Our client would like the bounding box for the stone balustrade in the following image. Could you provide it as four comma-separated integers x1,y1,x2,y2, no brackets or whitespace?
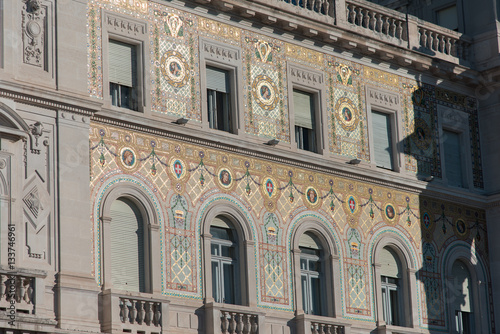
346,0,407,43
220,310,259,334
280,0,333,18
311,321,345,334
416,23,471,62
119,298,162,327
0,273,35,314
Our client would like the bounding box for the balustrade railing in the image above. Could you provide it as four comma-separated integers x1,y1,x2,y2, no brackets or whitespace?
417,24,471,61
281,0,333,18
119,298,161,327
311,321,345,334
220,310,259,334
346,0,407,42
0,274,35,313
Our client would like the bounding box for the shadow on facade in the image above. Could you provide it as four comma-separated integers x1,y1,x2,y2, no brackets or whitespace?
401,83,489,333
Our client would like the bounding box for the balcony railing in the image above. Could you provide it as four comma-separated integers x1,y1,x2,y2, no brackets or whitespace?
295,314,351,334
225,0,472,66
205,302,264,334
101,290,167,334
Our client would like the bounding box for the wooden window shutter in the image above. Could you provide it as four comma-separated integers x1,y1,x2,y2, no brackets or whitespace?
109,40,137,87
294,90,314,129
110,198,146,292
372,111,394,170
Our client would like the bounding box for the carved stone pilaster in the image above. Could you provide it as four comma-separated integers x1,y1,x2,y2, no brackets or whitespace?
22,0,47,68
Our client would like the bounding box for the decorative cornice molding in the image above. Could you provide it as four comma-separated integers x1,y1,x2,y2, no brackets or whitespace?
366,86,400,109
200,37,240,64
104,10,147,37
0,89,97,116
289,65,323,86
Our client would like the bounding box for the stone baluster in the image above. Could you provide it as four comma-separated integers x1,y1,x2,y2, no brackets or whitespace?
221,311,229,334
369,11,376,30
355,6,362,26
383,16,390,35
389,18,396,37
242,314,251,334
362,9,370,28
229,312,237,333
420,28,427,49
439,35,445,53
324,0,330,17
348,5,356,24
23,277,32,303
147,302,154,325
137,300,145,324
396,21,403,40
251,315,258,334
123,299,130,323
432,32,439,51
130,299,137,324
376,14,383,33
236,313,244,333
16,276,24,303
154,302,161,326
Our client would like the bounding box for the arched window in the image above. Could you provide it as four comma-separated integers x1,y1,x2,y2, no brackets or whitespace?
109,197,148,292
210,216,238,304
299,231,324,316
379,247,402,326
450,260,473,334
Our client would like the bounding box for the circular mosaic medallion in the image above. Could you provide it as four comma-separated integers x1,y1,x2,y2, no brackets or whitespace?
169,157,187,180
160,50,189,88
410,117,431,150
217,168,233,189
344,194,360,216
120,147,137,169
453,219,469,240
335,97,359,132
383,203,397,224
252,75,278,111
304,187,320,207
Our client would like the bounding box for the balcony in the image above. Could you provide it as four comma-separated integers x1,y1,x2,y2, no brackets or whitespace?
295,314,352,334
205,302,265,334
208,0,473,71
100,290,168,334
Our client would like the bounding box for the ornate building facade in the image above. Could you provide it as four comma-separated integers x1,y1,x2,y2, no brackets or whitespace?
1,0,500,333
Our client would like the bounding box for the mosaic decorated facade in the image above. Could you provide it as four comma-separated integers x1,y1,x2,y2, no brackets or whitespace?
1,0,500,334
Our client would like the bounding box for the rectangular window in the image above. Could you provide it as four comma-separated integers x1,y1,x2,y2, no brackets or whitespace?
437,5,458,31
109,40,138,111
372,111,394,170
206,66,233,133
294,89,316,152
443,130,463,187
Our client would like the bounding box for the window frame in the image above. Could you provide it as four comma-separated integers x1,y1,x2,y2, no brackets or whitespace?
366,86,403,173
373,238,418,329
102,11,148,114
299,245,324,316
437,105,473,189
99,184,162,295
210,224,238,304
287,63,326,155
200,38,242,136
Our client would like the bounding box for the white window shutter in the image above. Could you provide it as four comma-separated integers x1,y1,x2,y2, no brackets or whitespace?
110,198,145,292
380,247,401,278
294,90,314,129
206,67,229,93
372,111,394,170
109,40,136,87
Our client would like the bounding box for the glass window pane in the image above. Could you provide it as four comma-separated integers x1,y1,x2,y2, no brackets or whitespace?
221,245,232,258
300,258,308,270
301,275,309,313
210,226,232,240
212,261,220,303
311,276,321,315
382,286,388,323
309,259,320,272
223,263,235,304
389,289,399,326
211,244,219,256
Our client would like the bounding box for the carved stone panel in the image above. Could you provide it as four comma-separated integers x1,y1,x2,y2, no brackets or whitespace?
200,37,240,65
22,0,47,68
289,65,323,87
366,86,400,110
104,11,147,37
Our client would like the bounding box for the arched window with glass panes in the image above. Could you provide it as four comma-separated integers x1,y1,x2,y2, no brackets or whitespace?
109,197,149,293
450,260,474,334
299,231,325,316
210,216,238,304
379,247,402,326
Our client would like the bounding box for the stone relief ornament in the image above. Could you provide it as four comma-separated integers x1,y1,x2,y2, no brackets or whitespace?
22,0,46,67
252,75,279,111
161,50,190,88
410,117,431,150
166,13,183,38
335,97,359,132
255,40,272,63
